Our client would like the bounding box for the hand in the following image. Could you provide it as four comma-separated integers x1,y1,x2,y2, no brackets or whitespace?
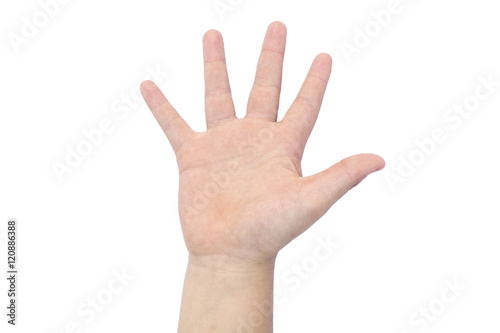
140,22,384,267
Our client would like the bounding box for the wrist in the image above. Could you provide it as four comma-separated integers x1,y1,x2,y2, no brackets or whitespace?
187,253,276,274
178,253,276,332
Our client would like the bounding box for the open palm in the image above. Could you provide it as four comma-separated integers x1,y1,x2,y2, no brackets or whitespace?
140,22,384,264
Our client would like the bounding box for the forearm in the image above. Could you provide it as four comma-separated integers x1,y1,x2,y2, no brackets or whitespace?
178,254,275,333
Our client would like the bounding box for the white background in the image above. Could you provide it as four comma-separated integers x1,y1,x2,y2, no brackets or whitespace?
1,0,499,332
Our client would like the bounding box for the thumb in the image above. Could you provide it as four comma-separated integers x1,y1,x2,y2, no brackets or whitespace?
297,153,385,223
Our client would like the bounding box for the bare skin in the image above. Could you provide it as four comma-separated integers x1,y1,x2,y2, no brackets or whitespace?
141,21,385,333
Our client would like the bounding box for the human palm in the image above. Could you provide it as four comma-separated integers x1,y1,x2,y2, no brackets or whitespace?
141,22,384,264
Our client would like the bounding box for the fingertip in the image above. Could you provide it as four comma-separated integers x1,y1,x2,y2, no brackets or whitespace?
203,29,223,44
140,80,156,94
203,29,226,61
365,153,386,172
335,154,385,189
315,53,333,66
374,154,386,171
308,53,332,81
268,21,287,34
